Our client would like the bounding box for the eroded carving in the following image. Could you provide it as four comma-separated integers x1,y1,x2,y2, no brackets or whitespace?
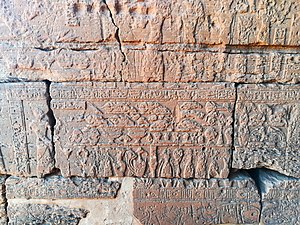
6,176,120,199
258,169,300,225
51,82,235,178
233,84,300,177
0,82,54,177
7,203,88,225
133,172,260,225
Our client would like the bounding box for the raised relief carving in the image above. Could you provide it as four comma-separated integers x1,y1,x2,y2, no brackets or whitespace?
6,176,120,199
0,83,54,177
7,204,88,224
133,172,261,225
51,82,235,178
234,84,300,177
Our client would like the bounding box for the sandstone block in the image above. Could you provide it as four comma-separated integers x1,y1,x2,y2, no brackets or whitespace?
7,203,88,224
258,169,300,225
0,82,54,177
133,172,261,224
51,82,235,179
6,176,120,199
233,84,300,177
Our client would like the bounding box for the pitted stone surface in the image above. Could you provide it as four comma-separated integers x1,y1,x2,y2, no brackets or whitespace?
0,82,54,177
258,169,300,225
51,82,235,179
133,172,261,225
6,176,120,199
233,84,300,177
7,203,88,225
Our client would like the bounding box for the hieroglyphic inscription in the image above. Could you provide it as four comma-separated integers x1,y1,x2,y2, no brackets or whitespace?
133,172,260,225
7,203,88,224
0,82,54,177
51,82,235,178
258,169,300,225
233,84,300,177
6,176,120,199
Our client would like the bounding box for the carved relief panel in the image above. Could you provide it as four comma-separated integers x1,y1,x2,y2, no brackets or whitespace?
51,82,235,178
0,82,54,177
133,172,261,225
233,84,300,177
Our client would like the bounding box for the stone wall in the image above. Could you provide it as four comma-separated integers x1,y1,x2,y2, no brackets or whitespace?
0,0,299,224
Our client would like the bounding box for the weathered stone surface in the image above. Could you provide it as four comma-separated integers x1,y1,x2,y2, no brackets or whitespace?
1,44,299,83
0,82,54,177
2,0,300,46
258,169,300,225
0,44,123,82
0,0,117,45
108,0,300,46
51,82,235,179
133,172,261,225
233,84,300,177
7,178,138,225
6,176,120,199
0,176,7,225
7,203,88,224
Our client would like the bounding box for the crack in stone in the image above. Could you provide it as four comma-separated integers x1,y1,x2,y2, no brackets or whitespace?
44,80,59,176
103,0,127,63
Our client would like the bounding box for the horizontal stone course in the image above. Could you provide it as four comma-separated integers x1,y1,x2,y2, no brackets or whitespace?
1,45,299,83
1,0,299,46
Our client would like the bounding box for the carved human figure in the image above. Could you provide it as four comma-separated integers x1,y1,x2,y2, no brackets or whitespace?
31,108,54,177
158,148,173,178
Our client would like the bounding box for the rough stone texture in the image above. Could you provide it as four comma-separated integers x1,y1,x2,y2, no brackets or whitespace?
0,176,7,225
6,177,138,225
0,82,54,177
1,0,300,46
6,176,120,199
7,203,88,224
0,0,117,45
51,82,235,179
258,169,300,225
133,172,261,225
233,84,300,177
1,45,299,83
